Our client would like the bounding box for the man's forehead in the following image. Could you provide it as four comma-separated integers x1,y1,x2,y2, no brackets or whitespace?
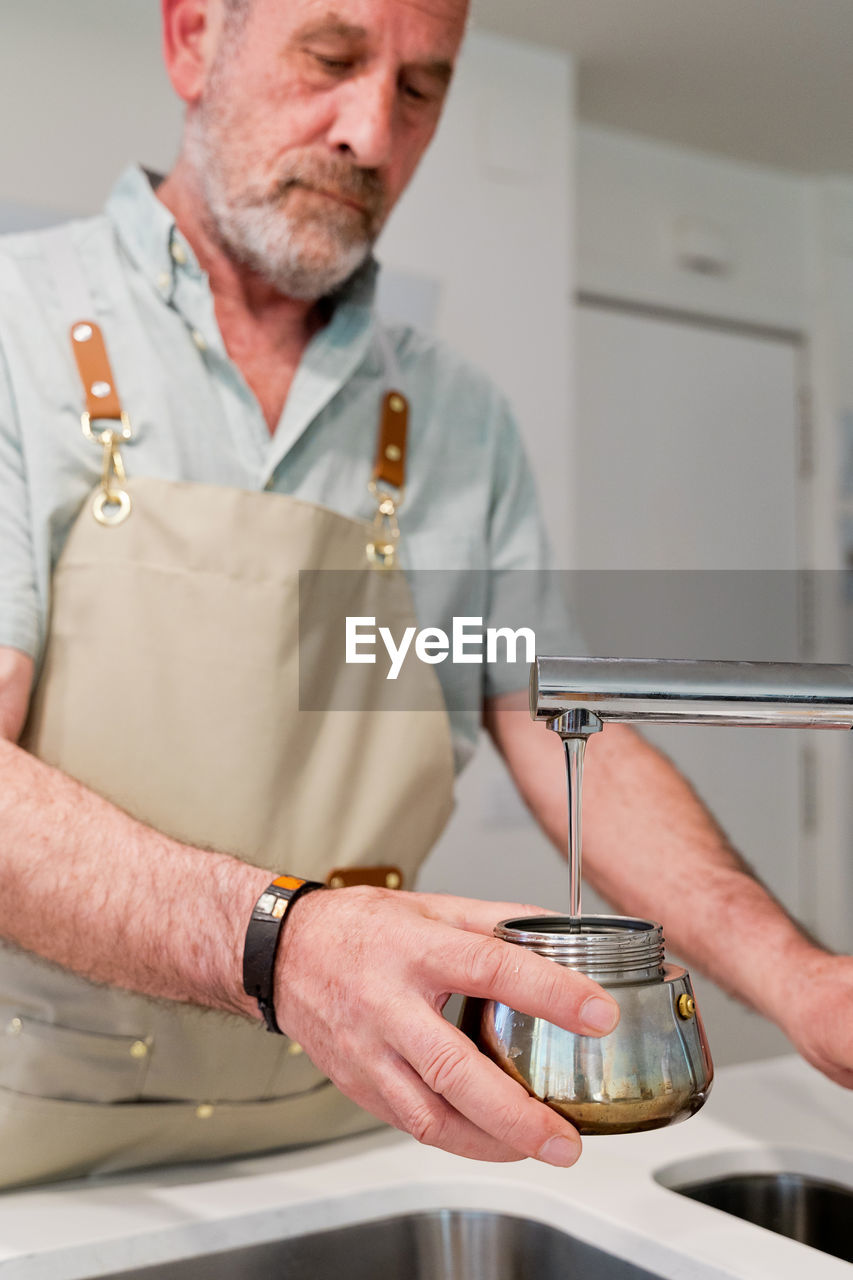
396,0,469,29
259,0,468,45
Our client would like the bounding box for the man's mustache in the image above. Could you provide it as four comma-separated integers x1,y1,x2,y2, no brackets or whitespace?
272,155,386,222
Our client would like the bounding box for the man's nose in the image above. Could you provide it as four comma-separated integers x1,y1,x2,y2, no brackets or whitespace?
328,71,395,170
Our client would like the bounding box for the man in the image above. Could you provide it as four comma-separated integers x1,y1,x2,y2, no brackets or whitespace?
0,0,850,1190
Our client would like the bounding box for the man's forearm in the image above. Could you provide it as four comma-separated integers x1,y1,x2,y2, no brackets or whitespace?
0,745,628,1167
487,697,823,1030
0,659,630,1166
579,725,821,1026
0,736,269,1020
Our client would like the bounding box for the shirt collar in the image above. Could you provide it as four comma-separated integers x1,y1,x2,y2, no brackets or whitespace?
105,165,188,300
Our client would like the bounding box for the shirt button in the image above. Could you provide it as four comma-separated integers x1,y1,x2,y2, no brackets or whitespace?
191,328,208,352
195,1103,214,1120
171,241,188,266
157,271,171,295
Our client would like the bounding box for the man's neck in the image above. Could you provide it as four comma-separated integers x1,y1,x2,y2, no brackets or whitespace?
156,159,326,432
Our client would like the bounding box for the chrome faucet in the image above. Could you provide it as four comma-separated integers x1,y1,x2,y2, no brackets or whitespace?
531,656,853,733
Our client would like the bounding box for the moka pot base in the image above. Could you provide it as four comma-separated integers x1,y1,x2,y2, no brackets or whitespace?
459,915,714,1137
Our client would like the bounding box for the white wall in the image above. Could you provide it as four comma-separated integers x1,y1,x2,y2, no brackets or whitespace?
577,125,812,333
0,1,181,217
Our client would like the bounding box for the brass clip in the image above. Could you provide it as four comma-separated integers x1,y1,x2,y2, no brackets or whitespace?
92,428,132,527
82,411,132,527
81,409,132,446
366,480,403,569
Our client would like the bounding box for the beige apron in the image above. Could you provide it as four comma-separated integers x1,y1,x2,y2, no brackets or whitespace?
0,312,455,1188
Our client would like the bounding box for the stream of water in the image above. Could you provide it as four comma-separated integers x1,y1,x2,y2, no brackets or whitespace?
563,735,586,928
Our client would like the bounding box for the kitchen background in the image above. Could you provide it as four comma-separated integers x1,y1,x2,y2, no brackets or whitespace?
3,0,852,1069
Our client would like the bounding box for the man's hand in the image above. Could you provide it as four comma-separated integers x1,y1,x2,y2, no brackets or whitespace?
275,886,620,1165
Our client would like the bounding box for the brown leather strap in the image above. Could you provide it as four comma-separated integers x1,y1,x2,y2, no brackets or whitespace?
69,320,125,421
372,390,408,490
326,865,404,890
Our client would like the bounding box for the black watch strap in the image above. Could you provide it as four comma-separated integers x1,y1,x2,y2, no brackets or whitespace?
242,875,326,1034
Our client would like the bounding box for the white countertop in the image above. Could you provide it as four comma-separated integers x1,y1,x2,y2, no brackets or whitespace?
0,1055,851,1279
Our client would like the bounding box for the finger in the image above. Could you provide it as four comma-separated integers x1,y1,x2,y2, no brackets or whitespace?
396,1011,582,1166
325,1043,529,1162
419,923,620,1036
372,1051,531,1163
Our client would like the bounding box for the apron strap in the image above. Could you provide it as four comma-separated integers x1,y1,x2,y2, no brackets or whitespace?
40,227,129,428
41,227,132,526
371,325,408,491
68,321,127,425
373,390,408,490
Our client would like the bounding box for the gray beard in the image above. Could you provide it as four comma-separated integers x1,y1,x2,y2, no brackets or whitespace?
184,114,374,301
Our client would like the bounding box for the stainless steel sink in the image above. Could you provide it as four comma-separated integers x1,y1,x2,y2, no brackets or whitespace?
96,1209,662,1279
673,1172,853,1264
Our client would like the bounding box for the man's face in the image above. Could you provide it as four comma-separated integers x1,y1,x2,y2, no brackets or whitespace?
186,0,467,298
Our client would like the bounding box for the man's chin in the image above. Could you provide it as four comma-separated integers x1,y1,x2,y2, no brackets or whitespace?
255,247,370,301
212,200,373,299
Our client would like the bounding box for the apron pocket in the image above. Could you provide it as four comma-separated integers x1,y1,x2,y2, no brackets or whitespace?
0,1012,152,1103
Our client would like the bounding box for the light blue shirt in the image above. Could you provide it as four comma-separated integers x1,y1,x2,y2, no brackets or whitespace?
0,166,575,769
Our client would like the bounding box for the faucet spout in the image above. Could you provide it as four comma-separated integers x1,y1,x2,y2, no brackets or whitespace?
531,657,853,730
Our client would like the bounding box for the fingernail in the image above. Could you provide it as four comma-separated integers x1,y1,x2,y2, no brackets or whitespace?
581,996,620,1034
538,1135,581,1168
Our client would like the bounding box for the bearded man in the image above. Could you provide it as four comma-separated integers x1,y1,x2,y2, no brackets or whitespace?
0,0,850,1191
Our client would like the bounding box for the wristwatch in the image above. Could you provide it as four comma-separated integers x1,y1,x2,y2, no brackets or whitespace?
242,875,326,1034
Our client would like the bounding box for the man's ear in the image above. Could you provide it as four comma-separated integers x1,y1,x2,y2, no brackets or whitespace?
161,0,225,104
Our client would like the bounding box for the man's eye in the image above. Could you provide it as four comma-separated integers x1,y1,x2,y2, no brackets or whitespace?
401,80,438,105
312,53,353,73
